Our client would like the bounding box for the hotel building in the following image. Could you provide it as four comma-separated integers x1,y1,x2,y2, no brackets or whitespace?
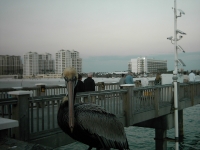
129,57,167,74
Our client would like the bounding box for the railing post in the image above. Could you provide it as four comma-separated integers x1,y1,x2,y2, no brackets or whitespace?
98,82,105,100
8,91,32,141
35,83,46,107
154,88,160,117
121,84,134,127
35,83,46,96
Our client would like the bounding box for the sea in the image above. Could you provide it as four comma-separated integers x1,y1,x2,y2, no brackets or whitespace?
55,105,200,150
0,78,199,150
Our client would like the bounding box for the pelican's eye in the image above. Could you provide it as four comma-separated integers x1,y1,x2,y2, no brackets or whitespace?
64,76,78,86
64,76,77,82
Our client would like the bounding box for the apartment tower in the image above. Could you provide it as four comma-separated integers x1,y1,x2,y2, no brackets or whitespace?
0,55,22,75
38,53,54,74
55,49,82,74
23,52,54,77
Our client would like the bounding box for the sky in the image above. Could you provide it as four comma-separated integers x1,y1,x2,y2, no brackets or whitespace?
0,0,200,72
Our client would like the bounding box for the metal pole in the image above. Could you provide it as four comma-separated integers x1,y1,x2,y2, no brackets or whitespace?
173,0,179,149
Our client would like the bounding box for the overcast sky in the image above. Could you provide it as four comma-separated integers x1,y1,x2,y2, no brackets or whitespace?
0,0,200,72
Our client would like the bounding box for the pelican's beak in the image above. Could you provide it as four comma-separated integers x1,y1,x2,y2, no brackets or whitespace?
66,80,75,133
63,67,77,133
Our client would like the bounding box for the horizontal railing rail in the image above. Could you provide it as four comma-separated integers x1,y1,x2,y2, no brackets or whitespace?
0,82,121,98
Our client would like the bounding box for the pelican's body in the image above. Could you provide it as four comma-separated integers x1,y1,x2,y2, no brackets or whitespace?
57,67,129,150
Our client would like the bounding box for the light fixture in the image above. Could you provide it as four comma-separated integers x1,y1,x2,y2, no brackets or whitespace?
178,59,186,66
176,29,186,35
167,36,173,40
177,9,185,15
177,45,185,53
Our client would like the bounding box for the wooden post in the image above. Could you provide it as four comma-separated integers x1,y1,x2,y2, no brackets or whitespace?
35,83,46,96
98,82,105,100
154,88,160,117
121,84,134,127
8,91,32,141
155,129,167,150
190,83,194,106
35,83,46,108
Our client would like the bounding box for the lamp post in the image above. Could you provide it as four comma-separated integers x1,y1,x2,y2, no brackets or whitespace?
173,1,179,149
167,1,186,149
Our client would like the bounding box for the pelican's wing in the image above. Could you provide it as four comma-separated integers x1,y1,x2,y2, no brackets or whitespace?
74,103,129,149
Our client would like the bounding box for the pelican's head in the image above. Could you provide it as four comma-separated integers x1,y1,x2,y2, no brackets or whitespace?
63,67,78,102
63,67,78,83
63,67,78,133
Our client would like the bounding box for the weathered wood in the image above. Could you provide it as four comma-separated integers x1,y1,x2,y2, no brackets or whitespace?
10,92,30,141
154,88,160,117
122,85,134,127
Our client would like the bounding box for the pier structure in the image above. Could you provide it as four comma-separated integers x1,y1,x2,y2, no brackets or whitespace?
0,82,200,149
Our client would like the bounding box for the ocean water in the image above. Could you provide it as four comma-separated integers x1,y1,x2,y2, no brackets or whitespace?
55,105,200,150
0,78,121,88
0,77,156,88
0,78,199,150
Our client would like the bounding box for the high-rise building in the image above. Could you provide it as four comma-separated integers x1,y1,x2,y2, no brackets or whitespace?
129,57,167,74
128,59,137,73
38,53,54,74
23,52,39,76
71,50,82,73
0,55,22,75
55,50,72,75
23,52,54,77
55,49,82,74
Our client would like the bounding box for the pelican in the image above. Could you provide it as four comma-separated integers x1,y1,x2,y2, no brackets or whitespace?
57,67,129,150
